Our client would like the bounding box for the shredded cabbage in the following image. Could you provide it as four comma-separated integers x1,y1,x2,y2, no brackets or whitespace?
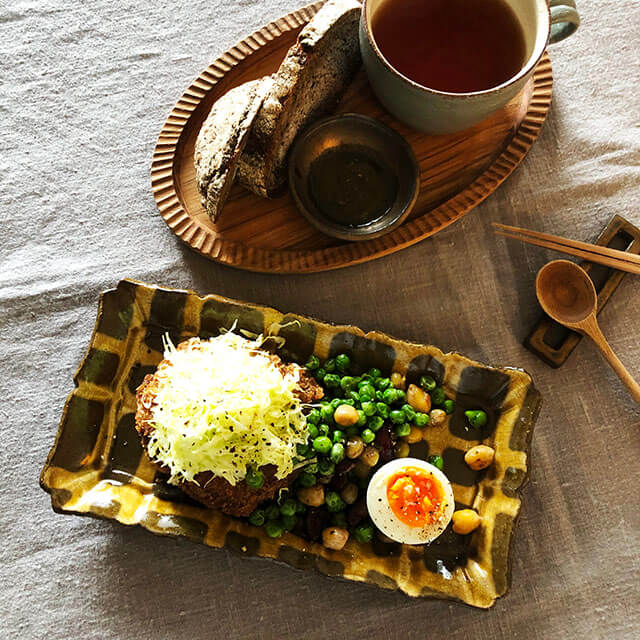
146,332,309,486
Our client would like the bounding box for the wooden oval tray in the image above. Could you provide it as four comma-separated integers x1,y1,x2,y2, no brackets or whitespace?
151,2,553,273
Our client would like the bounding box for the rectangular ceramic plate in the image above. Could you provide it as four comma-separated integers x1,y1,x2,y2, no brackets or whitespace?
40,280,541,608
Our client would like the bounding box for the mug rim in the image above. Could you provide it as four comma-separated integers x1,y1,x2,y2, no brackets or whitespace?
361,0,552,98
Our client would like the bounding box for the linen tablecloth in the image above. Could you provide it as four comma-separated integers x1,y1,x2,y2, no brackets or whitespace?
1,1,639,638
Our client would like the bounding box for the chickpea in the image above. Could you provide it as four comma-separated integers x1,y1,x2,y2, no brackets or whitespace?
407,425,423,444
391,372,406,389
297,484,325,507
346,435,365,459
322,526,349,551
406,384,431,413
429,408,447,427
334,404,359,427
396,441,410,457
340,482,359,505
464,445,495,470
353,460,372,479
359,445,380,467
452,509,481,535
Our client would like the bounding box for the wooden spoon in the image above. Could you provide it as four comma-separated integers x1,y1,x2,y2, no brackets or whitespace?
536,259,640,403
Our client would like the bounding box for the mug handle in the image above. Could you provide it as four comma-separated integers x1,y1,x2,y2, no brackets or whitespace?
548,0,580,43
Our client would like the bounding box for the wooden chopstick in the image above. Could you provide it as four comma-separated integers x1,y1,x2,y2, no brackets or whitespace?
493,227,640,275
493,223,640,266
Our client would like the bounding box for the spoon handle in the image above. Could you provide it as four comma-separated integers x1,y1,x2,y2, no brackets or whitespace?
583,318,640,403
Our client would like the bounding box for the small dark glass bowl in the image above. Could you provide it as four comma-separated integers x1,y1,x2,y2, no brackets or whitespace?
288,114,420,242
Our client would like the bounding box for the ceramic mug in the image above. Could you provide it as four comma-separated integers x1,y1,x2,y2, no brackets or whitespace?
360,0,580,134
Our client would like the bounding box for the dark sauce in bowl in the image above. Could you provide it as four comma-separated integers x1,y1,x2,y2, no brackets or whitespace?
307,144,398,227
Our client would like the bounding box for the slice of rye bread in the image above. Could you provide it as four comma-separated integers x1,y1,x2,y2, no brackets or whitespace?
236,0,362,198
193,76,272,221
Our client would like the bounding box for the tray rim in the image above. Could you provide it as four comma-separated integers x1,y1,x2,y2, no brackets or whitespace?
41,278,543,608
150,2,554,274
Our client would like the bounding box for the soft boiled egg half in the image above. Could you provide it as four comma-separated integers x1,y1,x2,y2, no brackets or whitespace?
366,457,455,544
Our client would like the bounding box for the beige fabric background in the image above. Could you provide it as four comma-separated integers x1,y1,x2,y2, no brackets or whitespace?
1,1,639,638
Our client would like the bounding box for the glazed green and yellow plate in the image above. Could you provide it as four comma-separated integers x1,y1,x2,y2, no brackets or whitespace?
40,280,541,608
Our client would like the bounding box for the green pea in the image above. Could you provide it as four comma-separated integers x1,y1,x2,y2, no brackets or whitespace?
279,498,297,517
315,368,326,381
324,373,340,389
282,514,297,531
394,389,406,404
395,423,411,437
361,401,376,416
307,409,321,425
332,430,345,443
430,386,445,406
375,377,392,391
330,398,342,410
382,388,396,404
305,355,320,371
414,412,430,427
428,454,444,470
390,409,405,425
295,501,306,514
318,423,330,437
402,403,416,422
248,509,265,527
324,358,336,372
368,367,382,379
345,425,359,437
325,491,346,512
419,375,437,391
353,523,374,543
375,402,389,418
361,428,375,444
359,383,376,398
320,404,334,422
265,504,281,521
358,375,373,385
307,424,319,439
340,375,357,392
305,462,319,474
313,435,333,455
356,410,367,427
375,390,384,401
367,415,384,432
318,459,335,476
265,521,284,538
330,442,345,464
246,467,265,489
296,443,309,457
298,472,316,487
443,399,455,415
331,512,348,528
336,354,351,372
465,410,488,428
347,390,360,403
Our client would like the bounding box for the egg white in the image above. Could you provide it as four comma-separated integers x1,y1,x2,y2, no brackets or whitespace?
366,457,455,545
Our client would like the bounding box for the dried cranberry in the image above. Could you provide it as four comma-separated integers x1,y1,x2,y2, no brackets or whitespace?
347,498,368,527
306,508,329,542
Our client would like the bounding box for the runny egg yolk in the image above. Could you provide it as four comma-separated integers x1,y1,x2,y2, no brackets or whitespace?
386,467,445,527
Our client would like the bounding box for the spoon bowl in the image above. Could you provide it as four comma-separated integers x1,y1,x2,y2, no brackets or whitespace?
535,259,640,403
536,259,597,326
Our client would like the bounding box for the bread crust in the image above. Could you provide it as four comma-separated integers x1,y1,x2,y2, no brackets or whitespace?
193,77,272,220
